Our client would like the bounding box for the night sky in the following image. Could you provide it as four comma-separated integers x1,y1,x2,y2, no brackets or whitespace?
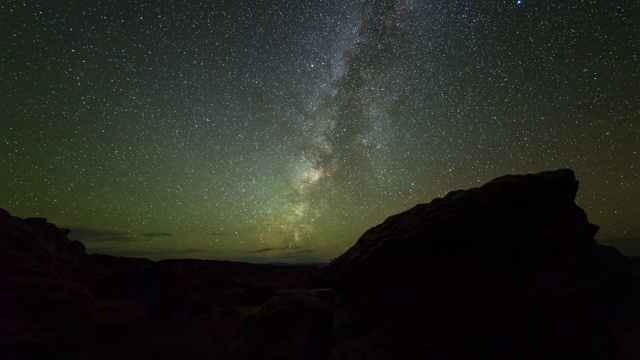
1,1,639,262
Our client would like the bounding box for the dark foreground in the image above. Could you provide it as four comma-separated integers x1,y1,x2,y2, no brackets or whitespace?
1,169,638,359
75,256,325,359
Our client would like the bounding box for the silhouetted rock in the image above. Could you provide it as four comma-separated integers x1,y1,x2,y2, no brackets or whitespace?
234,284,277,307
220,302,240,319
140,263,186,322
228,289,335,360
328,169,631,359
0,209,92,358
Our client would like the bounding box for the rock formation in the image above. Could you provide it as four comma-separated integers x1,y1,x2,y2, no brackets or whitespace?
328,169,631,359
1,169,632,358
227,289,335,360
0,209,92,358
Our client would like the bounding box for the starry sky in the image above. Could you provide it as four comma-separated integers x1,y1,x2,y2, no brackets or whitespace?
1,0,639,262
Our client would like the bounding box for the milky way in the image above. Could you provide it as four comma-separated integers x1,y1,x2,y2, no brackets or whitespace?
280,1,410,249
1,1,639,262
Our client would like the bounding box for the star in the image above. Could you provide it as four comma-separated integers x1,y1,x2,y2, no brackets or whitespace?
0,0,638,262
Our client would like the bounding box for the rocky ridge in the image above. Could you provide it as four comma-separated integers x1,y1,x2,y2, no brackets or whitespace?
0,169,633,359
326,169,631,358
231,169,632,359
0,209,92,358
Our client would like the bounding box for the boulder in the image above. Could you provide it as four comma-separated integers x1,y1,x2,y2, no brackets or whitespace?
0,209,92,358
227,289,335,360
329,169,631,359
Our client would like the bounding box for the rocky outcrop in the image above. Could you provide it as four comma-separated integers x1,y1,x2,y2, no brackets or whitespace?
327,169,631,359
0,209,92,358
227,289,335,360
2,169,632,359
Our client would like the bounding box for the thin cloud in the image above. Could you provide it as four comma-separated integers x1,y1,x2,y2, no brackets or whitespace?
141,232,172,238
246,247,276,253
69,227,129,239
69,227,135,242
89,235,137,242
87,247,218,260
235,246,322,263
280,245,301,250
245,246,315,255
69,227,171,242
